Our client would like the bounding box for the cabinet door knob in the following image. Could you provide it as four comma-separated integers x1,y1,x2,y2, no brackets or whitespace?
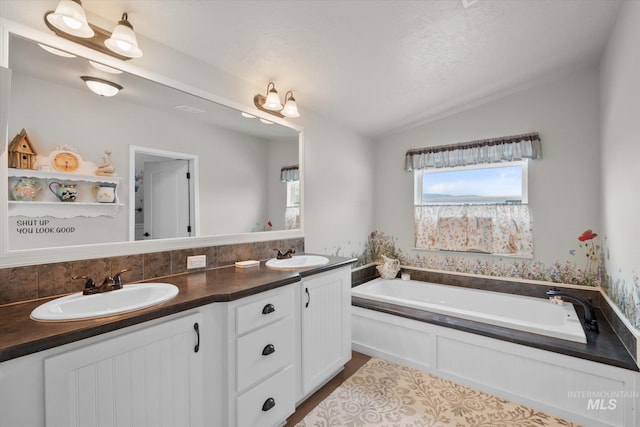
262,397,276,412
261,344,276,356
262,303,275,315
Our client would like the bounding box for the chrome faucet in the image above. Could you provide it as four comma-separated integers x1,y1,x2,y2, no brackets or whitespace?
546,288,599,333
75,269,130,295
273,248,296,259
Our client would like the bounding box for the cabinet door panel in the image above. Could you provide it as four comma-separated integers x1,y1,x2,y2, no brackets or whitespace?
301,268,351,396
44,313,203,427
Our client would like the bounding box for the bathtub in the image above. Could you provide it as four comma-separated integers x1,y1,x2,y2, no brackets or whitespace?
351,278,587,343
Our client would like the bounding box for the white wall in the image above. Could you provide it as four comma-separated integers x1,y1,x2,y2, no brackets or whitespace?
600,0,640,331
374,65,601,267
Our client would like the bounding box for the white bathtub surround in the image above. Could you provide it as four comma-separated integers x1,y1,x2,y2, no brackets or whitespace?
352,278,587,343
352,306,639,427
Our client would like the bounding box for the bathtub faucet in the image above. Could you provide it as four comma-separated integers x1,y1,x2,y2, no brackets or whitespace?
546,288,599,333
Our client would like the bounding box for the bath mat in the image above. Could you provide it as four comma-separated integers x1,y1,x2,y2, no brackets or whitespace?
295,357,581,427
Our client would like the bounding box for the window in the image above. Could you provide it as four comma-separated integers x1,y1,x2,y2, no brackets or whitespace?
413,161,533,257
286,180,300,207
414,161,527,205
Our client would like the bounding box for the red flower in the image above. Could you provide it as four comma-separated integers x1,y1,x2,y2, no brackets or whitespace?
578,229,598,242
267,221,273,227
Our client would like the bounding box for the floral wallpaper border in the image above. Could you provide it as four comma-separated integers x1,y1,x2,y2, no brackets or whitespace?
342,230,639,331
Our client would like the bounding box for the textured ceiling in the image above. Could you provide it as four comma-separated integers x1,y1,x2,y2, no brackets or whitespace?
80,0,621,138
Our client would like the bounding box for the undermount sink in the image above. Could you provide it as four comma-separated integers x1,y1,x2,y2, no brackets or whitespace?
265,255,330,270
30,283,179,322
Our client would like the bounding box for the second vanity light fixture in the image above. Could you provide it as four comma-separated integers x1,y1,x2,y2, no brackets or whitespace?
254,82,300,118
45,0,143,60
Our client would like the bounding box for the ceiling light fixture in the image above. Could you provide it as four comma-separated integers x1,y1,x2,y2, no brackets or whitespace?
45,0,94,38
254,82,300,118
44,5,143,61
81,76,122,97
105,13,143,58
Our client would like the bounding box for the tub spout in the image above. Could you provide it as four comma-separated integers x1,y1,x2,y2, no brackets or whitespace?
546,288,598,333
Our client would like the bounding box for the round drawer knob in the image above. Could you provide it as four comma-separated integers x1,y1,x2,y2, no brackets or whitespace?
262,344,276,356
262,397,276,412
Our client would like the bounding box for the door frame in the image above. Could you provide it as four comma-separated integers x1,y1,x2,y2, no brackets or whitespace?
129,145,200,241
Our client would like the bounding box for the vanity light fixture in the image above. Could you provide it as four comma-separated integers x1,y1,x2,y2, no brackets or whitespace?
45,0,94,38
44,6,143,61
81,76,122,97
253,82,301,118
281,91,300,118
104,13,143,58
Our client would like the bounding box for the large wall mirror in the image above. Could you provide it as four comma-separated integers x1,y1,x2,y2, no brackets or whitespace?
0,24,303,268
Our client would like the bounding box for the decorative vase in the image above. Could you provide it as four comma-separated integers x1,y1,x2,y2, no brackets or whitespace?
49,182,78,202
92,183,116,203
376,255,401,279
11,178,43,201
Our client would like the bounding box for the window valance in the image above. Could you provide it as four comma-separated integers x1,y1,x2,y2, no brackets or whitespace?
405,132,541,171
280,165,299,182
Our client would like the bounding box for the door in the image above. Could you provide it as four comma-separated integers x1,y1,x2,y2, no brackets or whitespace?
143,159,192,239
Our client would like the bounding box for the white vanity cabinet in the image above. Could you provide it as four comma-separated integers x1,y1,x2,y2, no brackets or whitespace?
0,308,218,427
44,312,205,427
226,284,296,427
297,266,352,401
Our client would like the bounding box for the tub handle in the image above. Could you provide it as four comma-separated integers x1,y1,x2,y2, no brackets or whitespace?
305,287,310,308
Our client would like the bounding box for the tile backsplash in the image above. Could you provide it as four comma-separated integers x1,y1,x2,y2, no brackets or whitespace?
0,237,304,305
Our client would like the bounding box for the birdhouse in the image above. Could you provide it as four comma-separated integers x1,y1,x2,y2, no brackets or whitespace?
8,129,37,169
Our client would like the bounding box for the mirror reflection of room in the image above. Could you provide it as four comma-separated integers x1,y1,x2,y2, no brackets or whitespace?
5,35,300,250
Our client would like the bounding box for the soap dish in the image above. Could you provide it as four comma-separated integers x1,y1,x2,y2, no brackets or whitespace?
235,260,260,269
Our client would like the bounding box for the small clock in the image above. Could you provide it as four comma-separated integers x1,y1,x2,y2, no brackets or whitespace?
50,150,82,173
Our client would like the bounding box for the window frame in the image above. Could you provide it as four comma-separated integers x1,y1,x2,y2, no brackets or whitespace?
414,160,529,206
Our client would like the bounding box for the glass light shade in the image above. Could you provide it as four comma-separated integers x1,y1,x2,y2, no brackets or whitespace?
89,61,123,74
105,17,143,58
263,89,283,111
46,0,94,38
38,43,76,58
282,98,300,118
81,76,122,97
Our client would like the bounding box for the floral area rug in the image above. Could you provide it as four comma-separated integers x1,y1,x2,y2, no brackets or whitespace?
295,357,581,427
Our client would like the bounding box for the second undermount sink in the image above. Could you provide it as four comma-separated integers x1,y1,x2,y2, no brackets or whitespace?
265,255,330,270
30,283,179,322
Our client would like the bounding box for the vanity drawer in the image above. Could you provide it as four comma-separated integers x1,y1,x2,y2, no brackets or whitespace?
236,286,294,335
237,316,294,392
236,365,294,427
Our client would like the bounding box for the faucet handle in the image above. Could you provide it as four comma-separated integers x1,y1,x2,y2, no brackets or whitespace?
112,269,130,290
73,275,97,294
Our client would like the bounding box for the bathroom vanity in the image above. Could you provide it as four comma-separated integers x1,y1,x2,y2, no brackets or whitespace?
0,257,354,427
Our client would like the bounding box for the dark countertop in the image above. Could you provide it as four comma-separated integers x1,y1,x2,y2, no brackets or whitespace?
352,296,639,372
0,255,355,363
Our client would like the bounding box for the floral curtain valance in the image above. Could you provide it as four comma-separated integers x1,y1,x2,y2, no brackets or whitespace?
405,132,541,171
280,165,299,182
415,204,533,257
